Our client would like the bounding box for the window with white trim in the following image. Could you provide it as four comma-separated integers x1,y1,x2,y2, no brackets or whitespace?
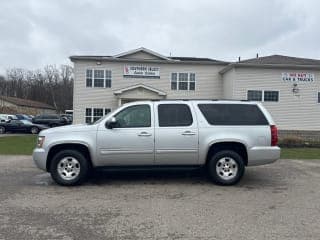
94,70,104,87
171,72,196,91
247,90,262,101
86,69,112,88
264,91,279,102
247,90,279,102
86,70,92,87
85,108,112,123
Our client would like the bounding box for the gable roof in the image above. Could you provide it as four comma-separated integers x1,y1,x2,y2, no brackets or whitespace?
113,47,172,61
240,55,320,65
114,84,167,96
220,54,320,74
70,47,228,65
0,96,55,110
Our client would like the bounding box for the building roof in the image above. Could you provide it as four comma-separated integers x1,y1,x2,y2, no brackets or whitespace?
239,55,320,65
0,96,55,110
70,47,229,65
220,54,320,74
169,56,228,64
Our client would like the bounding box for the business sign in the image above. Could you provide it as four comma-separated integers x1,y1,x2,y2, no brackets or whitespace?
282,72,315,82
124,65,160,78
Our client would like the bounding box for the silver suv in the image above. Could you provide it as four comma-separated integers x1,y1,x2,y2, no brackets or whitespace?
33,100,280,186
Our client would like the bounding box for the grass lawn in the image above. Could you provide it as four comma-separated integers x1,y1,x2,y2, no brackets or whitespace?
0,135,37,155
280,148,320,159
0,135,319,159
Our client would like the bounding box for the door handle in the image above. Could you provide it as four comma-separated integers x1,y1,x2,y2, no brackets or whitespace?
138,132,152,137
182,131,196,136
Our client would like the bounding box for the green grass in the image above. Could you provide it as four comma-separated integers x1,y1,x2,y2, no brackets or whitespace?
281,148,320,159
0,135,37,155
0,135,319,159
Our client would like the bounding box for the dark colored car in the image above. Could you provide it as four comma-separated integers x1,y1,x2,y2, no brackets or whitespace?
15,114,32,121
0,119,48,134
60,114,73,124
32,114,69,127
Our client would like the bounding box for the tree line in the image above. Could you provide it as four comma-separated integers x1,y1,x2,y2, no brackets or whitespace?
0,65,73,113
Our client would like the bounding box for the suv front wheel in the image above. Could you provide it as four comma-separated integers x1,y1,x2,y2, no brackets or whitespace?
50,150,90,186
208,150,245,185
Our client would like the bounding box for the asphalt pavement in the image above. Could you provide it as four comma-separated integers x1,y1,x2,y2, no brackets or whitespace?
0,155,319,240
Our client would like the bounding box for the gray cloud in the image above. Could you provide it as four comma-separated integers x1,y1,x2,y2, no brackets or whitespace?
0,0,319,74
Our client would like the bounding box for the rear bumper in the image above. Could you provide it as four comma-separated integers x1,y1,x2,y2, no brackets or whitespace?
33,148,48,171
247,146,281,166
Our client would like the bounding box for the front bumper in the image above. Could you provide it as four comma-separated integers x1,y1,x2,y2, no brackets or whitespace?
33,148,48,171
247,146,281,166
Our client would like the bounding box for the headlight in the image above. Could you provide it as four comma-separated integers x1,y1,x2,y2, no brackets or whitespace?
37,136,45,148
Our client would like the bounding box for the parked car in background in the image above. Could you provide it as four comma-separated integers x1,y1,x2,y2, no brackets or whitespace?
32,114,70,128
0,114,18,122
33,100,280,186
0,119,48,134
15,114,32,121
60,114,73,124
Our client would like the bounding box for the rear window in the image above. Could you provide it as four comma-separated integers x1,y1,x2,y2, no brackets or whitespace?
158,104,193,127
198,104,268,125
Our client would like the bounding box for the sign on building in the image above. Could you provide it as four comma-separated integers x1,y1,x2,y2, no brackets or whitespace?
282,72,314,82
124,65,160,78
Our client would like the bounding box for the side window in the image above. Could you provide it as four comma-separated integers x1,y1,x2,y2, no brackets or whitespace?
318,92,320,103
198,104,268,125
158,104,193,127
114,105,151,128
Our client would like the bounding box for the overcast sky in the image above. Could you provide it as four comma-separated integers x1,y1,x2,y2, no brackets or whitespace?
1,0,320,75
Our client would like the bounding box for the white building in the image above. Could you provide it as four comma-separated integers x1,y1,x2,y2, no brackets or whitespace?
70,47,320,134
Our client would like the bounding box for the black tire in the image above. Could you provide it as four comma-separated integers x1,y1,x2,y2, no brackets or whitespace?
50,150,90,186
30,127,39,134
0,126,5,134
207,150,245,186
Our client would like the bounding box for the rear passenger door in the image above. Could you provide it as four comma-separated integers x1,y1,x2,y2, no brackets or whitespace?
154,102,198,165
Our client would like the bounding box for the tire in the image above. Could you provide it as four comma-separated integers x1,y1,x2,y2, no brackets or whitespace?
30,127,39,134
50,150,90,186
207,150,245,186
0,126,5,134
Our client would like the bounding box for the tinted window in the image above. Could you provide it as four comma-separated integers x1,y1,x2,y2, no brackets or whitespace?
198,104,268,125
158,104,193,127
114,105,151,128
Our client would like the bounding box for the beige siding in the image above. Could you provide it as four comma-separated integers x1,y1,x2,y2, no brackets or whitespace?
73,60,224,124
222,68,235,99
231,67,320,131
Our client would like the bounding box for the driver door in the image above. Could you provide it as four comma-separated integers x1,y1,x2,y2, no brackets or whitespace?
96,103,155,166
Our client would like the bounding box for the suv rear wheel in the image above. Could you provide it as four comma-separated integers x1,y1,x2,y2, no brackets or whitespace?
50,150,90,186
208,150,245,185
0,126,5,134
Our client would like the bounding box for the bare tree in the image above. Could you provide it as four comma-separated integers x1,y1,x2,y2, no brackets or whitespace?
2,65,74,113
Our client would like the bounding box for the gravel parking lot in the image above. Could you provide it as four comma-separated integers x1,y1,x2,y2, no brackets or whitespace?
0,156,320,240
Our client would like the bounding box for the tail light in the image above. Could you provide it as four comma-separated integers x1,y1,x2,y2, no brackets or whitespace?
270,125,278,146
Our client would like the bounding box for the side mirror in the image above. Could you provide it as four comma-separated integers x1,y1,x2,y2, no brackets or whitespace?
105,117,117,129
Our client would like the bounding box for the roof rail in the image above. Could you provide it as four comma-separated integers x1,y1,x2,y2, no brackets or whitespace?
150,99,249,101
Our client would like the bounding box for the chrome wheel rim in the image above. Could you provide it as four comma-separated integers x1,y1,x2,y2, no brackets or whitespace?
57,157,81,181
0,127,4,134
31,127,38,134
216,157,238,181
